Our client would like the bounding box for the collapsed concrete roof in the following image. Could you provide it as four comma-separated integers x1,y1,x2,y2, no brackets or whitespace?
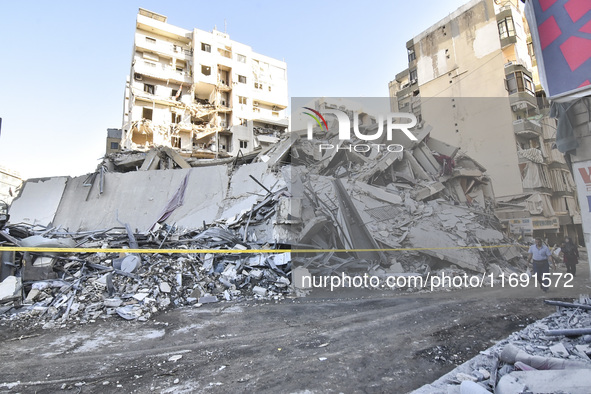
1,120,531,325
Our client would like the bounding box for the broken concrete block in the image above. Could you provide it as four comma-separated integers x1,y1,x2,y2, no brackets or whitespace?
0,276,20,301
104,297,123,308
275,277,290,288
455,373,477,382
252,286,267,297
139,149,160,171
387,262,405,273
198,295,218,304
24,288,40,303
159,282,171,293
115,305,143,320
133,292,149,302
549,342,569,358
249,269,264,280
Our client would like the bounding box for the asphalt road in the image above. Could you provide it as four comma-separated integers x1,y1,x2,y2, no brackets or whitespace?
1,263,589,393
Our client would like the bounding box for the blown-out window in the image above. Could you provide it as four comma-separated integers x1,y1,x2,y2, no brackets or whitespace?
498,17,515,39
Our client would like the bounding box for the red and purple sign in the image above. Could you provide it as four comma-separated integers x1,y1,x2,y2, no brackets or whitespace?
525,0,591,98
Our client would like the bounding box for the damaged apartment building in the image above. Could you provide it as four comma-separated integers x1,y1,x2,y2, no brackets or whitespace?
388,0,582,245
121,8,288,158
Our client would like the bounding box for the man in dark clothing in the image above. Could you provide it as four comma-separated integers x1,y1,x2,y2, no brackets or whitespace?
560,237,579,277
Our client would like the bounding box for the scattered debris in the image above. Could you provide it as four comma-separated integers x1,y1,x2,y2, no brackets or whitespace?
2,111,532,326
413,296,591,393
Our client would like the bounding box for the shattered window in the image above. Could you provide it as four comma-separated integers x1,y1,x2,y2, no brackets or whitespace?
201,43,211,52
407,47,416,62
238,75,246,84
144,84,155,94
498,17,515,39
201,65,211,76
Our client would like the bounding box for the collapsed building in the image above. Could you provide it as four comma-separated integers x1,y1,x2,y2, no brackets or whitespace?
120,8,288,159
0,107,534,327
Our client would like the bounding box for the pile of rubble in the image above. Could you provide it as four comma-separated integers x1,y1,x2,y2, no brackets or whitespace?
287,114,524,282
1,106,533,326
413,296,591,393
0,224,291,329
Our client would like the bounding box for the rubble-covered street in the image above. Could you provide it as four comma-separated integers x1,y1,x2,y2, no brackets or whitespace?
2,112,591,392
2,280,587,394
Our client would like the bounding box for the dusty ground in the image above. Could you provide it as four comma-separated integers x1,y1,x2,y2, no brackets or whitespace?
1,263,589,394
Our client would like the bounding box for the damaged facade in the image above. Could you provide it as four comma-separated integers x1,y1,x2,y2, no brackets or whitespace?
388,0,581,245
122,8,288,159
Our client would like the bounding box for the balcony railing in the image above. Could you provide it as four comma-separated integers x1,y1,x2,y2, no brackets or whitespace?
513,119,542,137
134,61,192,83
136,37,193,59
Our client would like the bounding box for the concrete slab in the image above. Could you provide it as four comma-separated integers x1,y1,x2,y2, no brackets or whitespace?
51,167,228,232
8,177,69,227
409,222,485,273
227,162,284,199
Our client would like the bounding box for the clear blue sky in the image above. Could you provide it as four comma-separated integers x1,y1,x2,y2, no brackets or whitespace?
0,0,469,180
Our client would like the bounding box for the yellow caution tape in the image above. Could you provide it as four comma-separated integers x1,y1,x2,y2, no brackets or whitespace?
0,244,516,254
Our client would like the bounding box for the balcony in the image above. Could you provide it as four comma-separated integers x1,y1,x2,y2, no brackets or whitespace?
510,92,538,112
134,61,192,84
135,34,192,61
513,119,542,138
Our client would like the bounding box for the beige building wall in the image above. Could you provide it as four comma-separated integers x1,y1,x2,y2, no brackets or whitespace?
411,0,523,197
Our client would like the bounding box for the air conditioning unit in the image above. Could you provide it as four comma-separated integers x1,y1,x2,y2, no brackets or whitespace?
134,73,143,81
410,79,417,85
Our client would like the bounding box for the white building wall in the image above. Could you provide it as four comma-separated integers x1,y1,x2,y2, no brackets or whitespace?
123,9,288,155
